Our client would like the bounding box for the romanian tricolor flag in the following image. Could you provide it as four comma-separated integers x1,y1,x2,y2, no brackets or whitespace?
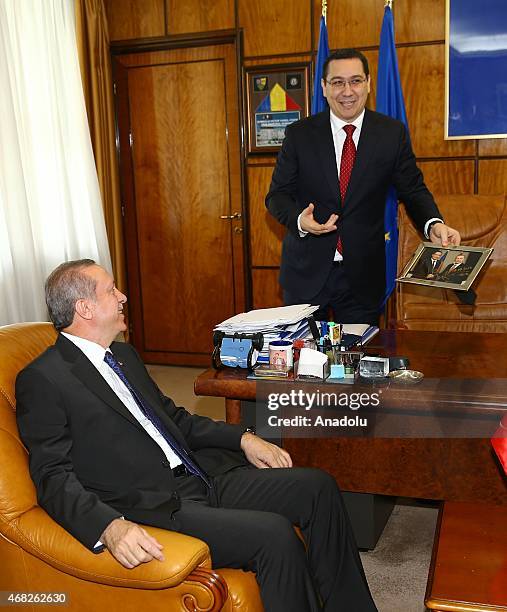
256,84,301,112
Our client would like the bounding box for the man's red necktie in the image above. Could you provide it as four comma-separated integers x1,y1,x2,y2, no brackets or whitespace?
337,124,356,254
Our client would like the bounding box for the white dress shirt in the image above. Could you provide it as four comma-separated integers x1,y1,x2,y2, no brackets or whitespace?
329,109,365,181
328,110,365,261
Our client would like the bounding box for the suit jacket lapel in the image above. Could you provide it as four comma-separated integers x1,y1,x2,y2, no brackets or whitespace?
312,109,341,210
56,334,143,430
56,335,193,453
345,108,380,208
111,345,192,452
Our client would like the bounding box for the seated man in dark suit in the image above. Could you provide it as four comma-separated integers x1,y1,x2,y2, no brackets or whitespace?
16,259,377,612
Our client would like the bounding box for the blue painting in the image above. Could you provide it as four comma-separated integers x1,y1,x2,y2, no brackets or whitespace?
447,0,507,138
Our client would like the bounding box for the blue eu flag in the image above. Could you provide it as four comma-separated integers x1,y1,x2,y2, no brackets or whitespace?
377,4,409,305
312,16,329,115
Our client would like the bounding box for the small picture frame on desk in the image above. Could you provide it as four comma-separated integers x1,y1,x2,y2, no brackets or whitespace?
244,63,311,154
397,243,493,291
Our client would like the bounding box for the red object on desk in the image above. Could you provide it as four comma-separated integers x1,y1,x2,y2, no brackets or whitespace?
492,414,507,475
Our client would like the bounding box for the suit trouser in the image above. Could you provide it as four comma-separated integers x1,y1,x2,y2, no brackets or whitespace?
172,466,377,612
284,262,380,325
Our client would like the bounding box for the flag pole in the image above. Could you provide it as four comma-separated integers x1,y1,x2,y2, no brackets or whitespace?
312,0,330,115
384,0,392,8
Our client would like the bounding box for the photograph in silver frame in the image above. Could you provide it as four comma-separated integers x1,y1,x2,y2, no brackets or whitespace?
397,243,493,291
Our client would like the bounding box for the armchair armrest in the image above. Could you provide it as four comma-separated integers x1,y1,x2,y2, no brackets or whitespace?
4,507,211,588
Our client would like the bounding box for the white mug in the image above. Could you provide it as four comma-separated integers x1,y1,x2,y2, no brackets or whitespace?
269,340,293,368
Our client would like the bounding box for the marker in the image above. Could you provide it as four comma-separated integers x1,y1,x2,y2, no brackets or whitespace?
320,321,328,337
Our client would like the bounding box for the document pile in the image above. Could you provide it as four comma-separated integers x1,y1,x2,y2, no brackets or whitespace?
215,304,319,364
339,323,379,349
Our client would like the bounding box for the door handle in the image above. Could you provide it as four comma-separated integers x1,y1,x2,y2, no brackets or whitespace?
220,212,242,220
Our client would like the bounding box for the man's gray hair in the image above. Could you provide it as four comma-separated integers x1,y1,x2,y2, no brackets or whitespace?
45,259,97,331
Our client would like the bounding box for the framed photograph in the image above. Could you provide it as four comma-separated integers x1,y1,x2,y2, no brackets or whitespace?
397,243,493,291
244,63,311,154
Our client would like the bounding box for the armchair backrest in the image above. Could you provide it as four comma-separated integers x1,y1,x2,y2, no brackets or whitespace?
0,323,57,538
393,194,507,332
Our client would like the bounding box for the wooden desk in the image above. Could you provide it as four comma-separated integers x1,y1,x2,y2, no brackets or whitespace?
195,330,507,504
425,502,507,611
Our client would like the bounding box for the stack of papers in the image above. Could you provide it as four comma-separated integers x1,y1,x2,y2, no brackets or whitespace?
216,304,319,330
339,324,379,349
215,304,319,363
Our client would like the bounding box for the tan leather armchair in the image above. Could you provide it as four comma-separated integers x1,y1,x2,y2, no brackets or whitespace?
392,194,507,332
0,323,263,611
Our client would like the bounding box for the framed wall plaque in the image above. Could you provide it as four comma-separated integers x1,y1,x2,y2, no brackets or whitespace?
245,63,311,154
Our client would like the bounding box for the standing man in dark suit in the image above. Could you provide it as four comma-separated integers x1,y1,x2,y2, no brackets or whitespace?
266,48,461,323
412,249,446,279
16,259,377,612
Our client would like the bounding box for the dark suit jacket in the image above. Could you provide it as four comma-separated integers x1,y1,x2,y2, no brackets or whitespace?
413,256,443,279
266,108,442,308
438,263,470,284
15,335,247,550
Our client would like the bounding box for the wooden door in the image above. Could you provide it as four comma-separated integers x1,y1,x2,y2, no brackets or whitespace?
114,39,245,366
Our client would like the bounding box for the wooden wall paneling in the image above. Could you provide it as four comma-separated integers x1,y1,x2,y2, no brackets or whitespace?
248,156,279,165
478,160,507,195
362,49,378,109
397,45,475,159
394,0,445,43
478,138,507,157
239,0,311,57
243,55,312,69
104,0,165,41
417,160,475,195
115,47,214,67
251,269,283,309
314,0,445,49
248,166,283,267
317,0,385,51
166,0,235,35
314,0,444,51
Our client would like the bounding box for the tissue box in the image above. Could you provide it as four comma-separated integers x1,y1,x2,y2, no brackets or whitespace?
296,348,329,380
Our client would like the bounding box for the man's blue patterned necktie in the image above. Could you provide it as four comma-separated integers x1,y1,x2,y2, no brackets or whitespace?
104,351,210,486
